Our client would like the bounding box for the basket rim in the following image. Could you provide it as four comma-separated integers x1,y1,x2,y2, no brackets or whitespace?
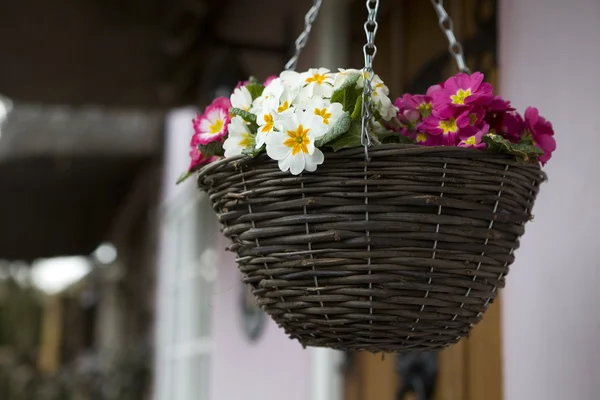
195,143,547,183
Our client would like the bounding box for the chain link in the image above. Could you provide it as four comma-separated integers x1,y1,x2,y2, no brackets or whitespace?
284,0,323,71
360,0,380,161
430,0,471,74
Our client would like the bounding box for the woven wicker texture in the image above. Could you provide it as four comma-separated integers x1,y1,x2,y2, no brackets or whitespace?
197,144,546,352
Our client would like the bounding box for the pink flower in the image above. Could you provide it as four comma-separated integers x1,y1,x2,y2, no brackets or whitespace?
400,94,434,119
523,107,556,164
412,131,442,146
263,75,278,87
458,123,489,149
418,108,471,145
235,80,250,89
192,101,231,145
188,146,220,172
432,72,493,112
488,95,514,112
498,112,524,143
212,96,232,110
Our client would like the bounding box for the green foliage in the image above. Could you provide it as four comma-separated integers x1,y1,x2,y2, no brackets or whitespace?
198,141,224,157
245,81,264,100
330,73,362,116
315,112,352,147
230,107,257,124
176,171,193,185
329,121,364,152
482,133,544,162
242,144,263,158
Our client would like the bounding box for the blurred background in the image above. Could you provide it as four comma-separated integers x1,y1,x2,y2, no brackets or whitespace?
0,0,597,399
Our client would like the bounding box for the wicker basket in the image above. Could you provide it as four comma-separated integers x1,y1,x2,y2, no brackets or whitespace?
197,144,546,352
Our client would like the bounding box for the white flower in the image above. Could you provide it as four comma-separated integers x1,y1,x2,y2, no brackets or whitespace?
266,108,325,175
254,80,302,148
255,98,279,148
223,116,254,158
334,68,362,89
305,96,345,134
372,81,398,121
230,86,253,111
299,68,334,99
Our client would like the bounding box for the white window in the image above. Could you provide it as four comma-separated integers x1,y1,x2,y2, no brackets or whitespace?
155,183,219,400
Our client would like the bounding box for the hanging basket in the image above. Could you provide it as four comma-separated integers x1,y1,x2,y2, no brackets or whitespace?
198,144,546,352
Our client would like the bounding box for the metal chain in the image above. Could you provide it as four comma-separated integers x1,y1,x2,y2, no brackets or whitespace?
360,0,380,161
284,0,323,71
430,0,471,74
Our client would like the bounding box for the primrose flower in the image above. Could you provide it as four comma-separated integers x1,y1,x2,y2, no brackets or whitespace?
265,108,325,175
432,72,493,112
230,86,253,111
255,99,279,148
412,131,441,146
305,96,344,134
397,94,434,119
523,107,556,164
192,100,231,145
264,75,278,86
223,116,255,158
419,109,470,145
495,111,525,143
300,68,335,98
188,144,220,172
458,123,489,149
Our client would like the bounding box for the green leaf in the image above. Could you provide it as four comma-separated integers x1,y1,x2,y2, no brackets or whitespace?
245,82,264,100
315,112,352,147
176,171,193,185
376,130,415,145
230,107,257,124
350,95,363,120
242,144,263,158
198,141,224,157
329,121,364,152
331,73,361,113
482,133,544,161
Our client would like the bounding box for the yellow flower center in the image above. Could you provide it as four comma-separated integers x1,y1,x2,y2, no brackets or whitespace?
438,118,458,135
417,102,433,118
314,107,332,125
306,73,327,85
283,124,311,155
465,136,477,145
239,133,253,148
261,113,274,133
415,133,428,143
277,101,290,113
209,119,224,134
451,88,472,105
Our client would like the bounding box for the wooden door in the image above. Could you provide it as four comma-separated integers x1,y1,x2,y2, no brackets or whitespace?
343,1,501,399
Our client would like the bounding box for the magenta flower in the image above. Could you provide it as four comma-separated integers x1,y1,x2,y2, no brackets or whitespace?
412,131,442,146
188,146,220,172
400,94,434,119
426,84,443,96
488,95,514,112
235,80,250,89
498,111,525,143
192,99,231,145
458,123,489,149
523,107,556,164
418,109,471,145
432,72,493,112
212,96,232,110
264,75,278,87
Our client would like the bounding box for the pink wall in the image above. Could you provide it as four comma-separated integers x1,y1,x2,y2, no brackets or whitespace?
209,236,310,400
499,1,600,399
